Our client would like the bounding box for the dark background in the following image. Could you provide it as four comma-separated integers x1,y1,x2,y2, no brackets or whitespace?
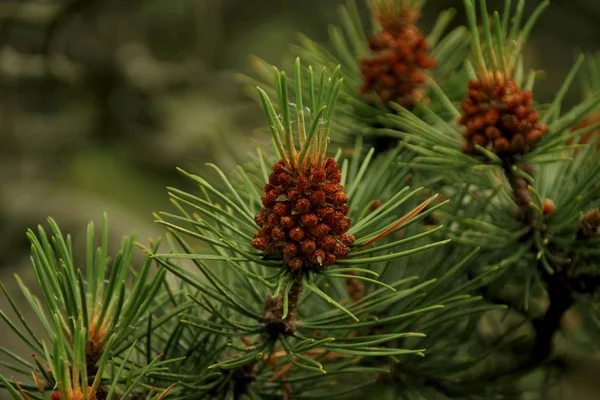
0,0,599,397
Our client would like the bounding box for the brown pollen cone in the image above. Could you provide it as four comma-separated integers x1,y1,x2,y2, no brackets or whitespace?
578,209,600,238
360,6,436,108
459,76,548,157
51,388,96,400
252,158,355,272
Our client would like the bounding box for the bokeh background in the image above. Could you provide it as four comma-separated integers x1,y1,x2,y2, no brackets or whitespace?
1,0,599,398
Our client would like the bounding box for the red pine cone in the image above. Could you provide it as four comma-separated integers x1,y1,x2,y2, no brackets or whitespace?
252,158,354,271
460,78,548,157
360,10,436,108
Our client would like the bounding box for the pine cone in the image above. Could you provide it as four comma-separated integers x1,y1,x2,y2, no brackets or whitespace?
460,77,548,157
252,158,355,271
578,209,600,238
360,9,435,107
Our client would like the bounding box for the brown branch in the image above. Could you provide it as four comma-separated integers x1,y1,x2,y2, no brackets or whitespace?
261,274,303,339
504,163,537,227
344,272,365,303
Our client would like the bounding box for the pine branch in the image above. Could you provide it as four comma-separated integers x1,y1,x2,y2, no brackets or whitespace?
241,0,470,151
504,163,537,226
421,163,600,396
262,275,303,339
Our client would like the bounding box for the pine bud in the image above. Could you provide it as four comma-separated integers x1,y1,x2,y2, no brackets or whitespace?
542,199,555,216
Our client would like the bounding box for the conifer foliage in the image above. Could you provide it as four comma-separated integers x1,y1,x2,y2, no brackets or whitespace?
2,0,600,399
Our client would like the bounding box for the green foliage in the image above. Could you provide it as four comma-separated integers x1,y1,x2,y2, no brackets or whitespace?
241,0,471,149
0,215,170,399
2,0,600,399
149,61,493,398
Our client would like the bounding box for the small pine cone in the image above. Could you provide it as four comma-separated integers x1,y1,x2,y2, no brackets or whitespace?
278,172,292,188
472,134,487,147
290,227,305,242
460,78,548,158
319,235,337,252
332,217,351,235
326,168,342,183
252,236,269,251
333,243,350,258
307,224,331,238
266,213,279,226
339,233,356,247
324,254,337,266
288,257,303,271
296,176,310,192
317,206,335,219
323,183,342,195
252,158,355,272
311,191,326,205
262,191,278,207
280,216,296,229
360,8,435,109
578,209,600,238
485,126,501,139
339,204,350,215
288,189,301,202
283,243,298,258
296,198,311,213
308,249,326,268
271,227,286,241
332,192,349,206
542,199,555,216
495,137,510,153
301,240,316,255
300,213,319,226
274,203,291,217
525,129,544,146
311,168,326,184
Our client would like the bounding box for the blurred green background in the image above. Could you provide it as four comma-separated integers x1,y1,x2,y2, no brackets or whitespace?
0,0,599,397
